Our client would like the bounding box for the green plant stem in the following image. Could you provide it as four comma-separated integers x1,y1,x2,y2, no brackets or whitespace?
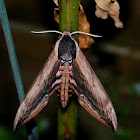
58,0,80,140
0,0,39,140
59,0,79,32
58,102,77,140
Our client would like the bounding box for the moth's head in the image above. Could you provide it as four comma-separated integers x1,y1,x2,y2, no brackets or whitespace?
31,30,101,65
58,31,76,65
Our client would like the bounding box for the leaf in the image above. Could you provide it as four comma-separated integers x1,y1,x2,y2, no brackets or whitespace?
78,4,94,49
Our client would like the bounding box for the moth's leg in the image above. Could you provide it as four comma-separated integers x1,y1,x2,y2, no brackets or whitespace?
70,78,77,87
56,70,63,77
52,79,61,88
49,85,60,96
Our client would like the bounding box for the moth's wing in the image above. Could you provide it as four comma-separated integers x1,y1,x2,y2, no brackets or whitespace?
14,48,60,130
72,47,117,131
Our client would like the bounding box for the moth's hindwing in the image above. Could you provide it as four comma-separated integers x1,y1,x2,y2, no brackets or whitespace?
13,48,60,130
71,45,117,131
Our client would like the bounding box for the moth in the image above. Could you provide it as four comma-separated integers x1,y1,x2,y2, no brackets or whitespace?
13,30,117,132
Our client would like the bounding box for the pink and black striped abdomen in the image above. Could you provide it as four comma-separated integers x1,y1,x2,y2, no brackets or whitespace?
54,62,77,108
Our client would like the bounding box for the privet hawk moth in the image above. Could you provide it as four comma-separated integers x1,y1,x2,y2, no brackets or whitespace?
13,30,117,132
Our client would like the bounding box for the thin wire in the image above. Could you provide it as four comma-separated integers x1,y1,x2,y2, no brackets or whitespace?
31,30,63,34
71,31,102,37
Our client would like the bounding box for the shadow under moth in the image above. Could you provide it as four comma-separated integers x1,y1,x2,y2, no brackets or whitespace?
13,30,117,132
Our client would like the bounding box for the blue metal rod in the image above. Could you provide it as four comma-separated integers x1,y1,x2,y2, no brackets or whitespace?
0,0,39,139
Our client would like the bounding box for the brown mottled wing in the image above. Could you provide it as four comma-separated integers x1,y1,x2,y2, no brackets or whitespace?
72,47,117,131
13,48,60,130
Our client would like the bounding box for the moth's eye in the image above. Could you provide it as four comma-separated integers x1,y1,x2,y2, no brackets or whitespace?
68,60,72,64
61,59,65,64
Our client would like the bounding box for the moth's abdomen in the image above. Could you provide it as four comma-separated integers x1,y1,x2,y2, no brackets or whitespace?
55,62,77,108
60,62,70,108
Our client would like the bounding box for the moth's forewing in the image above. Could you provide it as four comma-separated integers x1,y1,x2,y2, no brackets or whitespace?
13,43,60,130
72,41,117,131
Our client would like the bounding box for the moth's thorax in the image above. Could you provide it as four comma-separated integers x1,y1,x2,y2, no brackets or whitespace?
58,35,76,65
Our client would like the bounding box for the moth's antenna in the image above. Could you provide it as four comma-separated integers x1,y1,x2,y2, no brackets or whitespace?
71,31,102,37
31,30,63,35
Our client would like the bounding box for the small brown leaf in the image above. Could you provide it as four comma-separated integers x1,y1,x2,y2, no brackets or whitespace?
78,4,94,49
95,0,123,28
